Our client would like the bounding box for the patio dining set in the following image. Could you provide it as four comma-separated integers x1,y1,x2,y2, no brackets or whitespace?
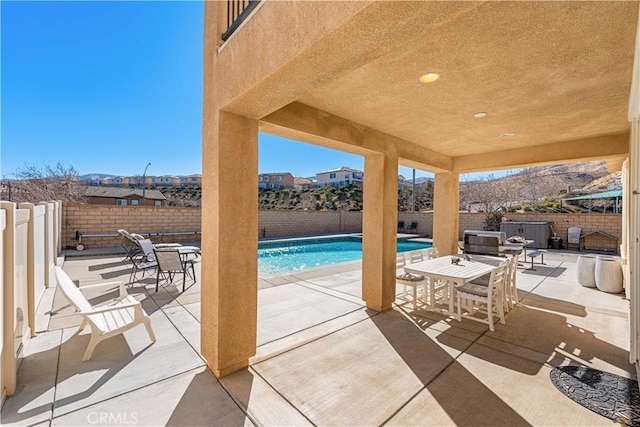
396,244,523,331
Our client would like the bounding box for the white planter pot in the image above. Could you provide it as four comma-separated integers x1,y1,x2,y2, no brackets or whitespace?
595,256,623,293
577,255,597,288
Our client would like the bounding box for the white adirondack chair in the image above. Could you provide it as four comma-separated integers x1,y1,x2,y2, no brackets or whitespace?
54,267,157,361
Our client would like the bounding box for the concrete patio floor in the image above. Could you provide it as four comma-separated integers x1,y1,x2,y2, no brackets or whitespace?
1,250,634,426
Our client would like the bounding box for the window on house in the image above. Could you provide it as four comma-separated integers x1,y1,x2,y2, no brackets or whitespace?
329,173,336,179
116,199,128,206
131,199,139,206
277,176,282,181
154,200,162,206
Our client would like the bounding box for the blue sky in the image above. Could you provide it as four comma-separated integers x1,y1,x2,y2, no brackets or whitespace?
2,1,504,181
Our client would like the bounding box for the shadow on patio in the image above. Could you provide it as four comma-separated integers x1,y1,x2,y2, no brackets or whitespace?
1,251,634,426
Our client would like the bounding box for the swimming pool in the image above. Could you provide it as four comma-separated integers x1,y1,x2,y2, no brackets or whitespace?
258,237,432,274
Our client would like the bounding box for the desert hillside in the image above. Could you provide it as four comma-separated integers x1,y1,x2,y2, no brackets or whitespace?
459,160,621,212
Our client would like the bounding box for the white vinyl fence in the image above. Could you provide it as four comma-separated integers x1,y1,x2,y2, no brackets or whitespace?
1,200,61,403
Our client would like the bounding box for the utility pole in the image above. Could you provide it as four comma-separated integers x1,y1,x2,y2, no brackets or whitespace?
411,169,416,211
142,162,151,206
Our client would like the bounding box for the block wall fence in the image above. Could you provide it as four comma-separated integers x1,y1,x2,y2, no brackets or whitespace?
62,203,622,249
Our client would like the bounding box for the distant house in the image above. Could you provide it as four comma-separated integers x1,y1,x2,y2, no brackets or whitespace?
85,178,103,186
180,174,202,185
152,175,181,186
108,177,128,186
404,177,433,190
398,175,406,189
316,166,363,187
85,187,166,206
127,176,153,186
259,172,294,189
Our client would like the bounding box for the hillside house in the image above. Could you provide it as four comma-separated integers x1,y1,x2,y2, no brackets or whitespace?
151,175,181,186
258,172,294,189
85,186,166,206
181,174,202,185
316,166,363,187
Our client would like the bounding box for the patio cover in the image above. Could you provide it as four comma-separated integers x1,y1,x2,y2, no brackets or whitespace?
563,190,623,201
562,190,622,214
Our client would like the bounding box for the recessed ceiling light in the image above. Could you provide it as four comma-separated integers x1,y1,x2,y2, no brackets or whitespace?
474,112,488,118
501,132,515,138
419,72,440,83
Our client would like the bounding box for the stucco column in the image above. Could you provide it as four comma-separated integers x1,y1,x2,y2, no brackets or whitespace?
201,111,258,377
362,151,398,311
433,172,460,256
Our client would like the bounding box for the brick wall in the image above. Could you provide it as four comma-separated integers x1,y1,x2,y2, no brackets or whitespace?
397,212,434,237
458,213,487,238
501,213,622,247
259,210,362,238
63,203,623,250
63,204,201,248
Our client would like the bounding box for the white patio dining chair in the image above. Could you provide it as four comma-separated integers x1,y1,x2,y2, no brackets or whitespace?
409,250,424,264
396,253,426,309
422,246,439,260
410,247,448,308
468,254,519,312
456,258,509,331
505,254,520,310
54,266,156,361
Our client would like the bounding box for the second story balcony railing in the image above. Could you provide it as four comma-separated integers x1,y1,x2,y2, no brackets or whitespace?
222,0,262,41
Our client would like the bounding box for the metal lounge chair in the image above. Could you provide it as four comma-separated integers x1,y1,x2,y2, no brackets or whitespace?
123,238,158,285
118,229,182,250
154,248,197,292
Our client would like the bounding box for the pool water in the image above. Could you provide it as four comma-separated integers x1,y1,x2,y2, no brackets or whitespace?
258,238,432,274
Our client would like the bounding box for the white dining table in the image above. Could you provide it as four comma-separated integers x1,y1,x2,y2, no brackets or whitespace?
403,255,499,316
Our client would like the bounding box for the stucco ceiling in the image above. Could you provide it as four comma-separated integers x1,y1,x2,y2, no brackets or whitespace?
296,1,638,159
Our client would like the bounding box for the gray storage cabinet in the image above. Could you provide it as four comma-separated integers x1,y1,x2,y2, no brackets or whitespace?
500,221,551,249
